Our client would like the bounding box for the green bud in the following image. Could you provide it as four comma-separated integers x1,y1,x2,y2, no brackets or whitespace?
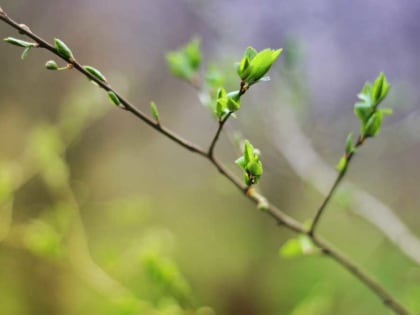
150,101,160,122
45,60,59,70
54,38,74,61
18,24,32,34
236,140,263,186
4,37,37,48
108,91,121,106
83,65,108,83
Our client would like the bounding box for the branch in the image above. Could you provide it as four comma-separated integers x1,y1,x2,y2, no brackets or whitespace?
309,135,364,235
263,98,420,264
0,10,413,315
208,112,232,157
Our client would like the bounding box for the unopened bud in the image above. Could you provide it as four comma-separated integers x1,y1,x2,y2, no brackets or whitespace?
45,60,59,70
19,24,32,34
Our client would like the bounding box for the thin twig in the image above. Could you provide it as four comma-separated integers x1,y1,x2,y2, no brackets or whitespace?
208,112,232,157
309,135,364,235
0,11,413,315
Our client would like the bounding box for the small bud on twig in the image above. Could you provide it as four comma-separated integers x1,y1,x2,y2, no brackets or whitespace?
108,91,121,107
83,65,108,83
150,101,160,124
45,60,59,70
19,24,32,34
54,38,74,61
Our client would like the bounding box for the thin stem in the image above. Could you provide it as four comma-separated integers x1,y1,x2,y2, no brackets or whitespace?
309,135,364,235
0,13,207,159
208,112,232,157
0,12,413,315
312,235,412,315
309,171,345,235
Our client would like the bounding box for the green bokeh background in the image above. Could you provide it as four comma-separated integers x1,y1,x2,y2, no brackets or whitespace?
0,1,419,315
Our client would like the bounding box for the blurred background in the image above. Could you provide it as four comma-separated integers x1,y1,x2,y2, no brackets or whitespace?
0,1,420,314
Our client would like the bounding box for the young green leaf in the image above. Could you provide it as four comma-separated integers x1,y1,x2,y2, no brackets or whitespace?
243,140,254,164
4,37,37,48
371,72,391,106
247,159,263,177
226,95,240,112
363,111,383,138
83,65,107,83
237,140,263,185
235,156,247,170
244,46,258,60
354,101,373,123
246,48,283,84
150,101,160,123
108,91,121,106
237,55,251,80
54,38,74,61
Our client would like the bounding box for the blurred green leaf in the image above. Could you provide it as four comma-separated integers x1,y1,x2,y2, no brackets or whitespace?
22,220,63,259
205,64,224,88
166,37,201,81
280,235,317,258
0,162,17,204
29,125,69,190
141,251,193,307
289,289,332,315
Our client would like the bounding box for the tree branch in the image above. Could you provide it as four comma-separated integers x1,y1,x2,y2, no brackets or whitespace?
208,112,232,158
0,10,413,315
309,135,364,235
